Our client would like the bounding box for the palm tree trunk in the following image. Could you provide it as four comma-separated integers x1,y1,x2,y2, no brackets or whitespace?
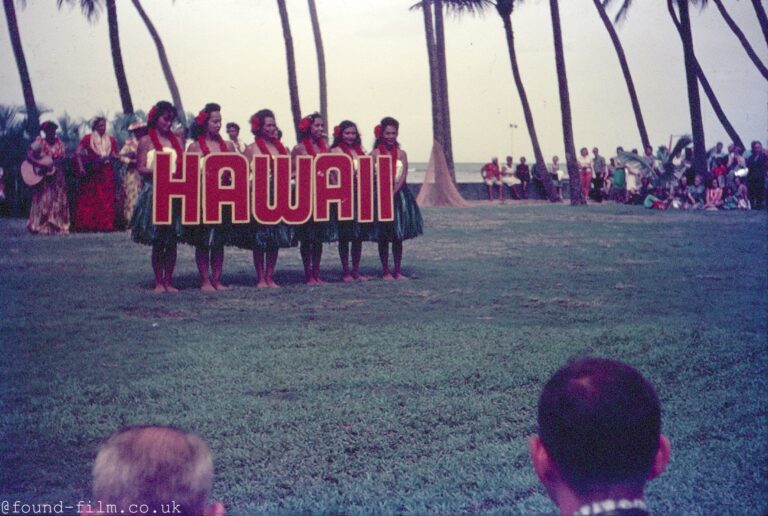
752,0,768,48
668,0,744,151
549,0,581,204
131,0,185,124
421,0,444,152
434,0,456,182
277,0,302,140
672,0,707,179
106,0,133,114
307,0,327,126
3,0,39,132
593,0,650,149
713,0,768,80
500,11,556,201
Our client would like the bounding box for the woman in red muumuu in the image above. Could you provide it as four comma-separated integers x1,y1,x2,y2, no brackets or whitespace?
73,116,117,232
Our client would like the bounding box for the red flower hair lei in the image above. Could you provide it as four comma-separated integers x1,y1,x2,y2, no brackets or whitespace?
333,125,341,140
147,106,159,125
374,124,382,139
298,117,312,134
194,110,208,127
250,115,261,133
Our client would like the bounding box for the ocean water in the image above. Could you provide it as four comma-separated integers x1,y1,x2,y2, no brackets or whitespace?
408,162,485,183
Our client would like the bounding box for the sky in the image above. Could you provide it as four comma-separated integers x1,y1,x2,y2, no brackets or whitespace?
1,0,766,163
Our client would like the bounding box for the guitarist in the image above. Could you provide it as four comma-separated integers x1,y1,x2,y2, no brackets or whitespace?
26,121,70,235
73,117,118,232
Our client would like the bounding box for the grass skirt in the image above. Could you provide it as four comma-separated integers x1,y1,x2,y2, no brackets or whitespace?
372,184,423,242
130,182,182,246
296,205,339,244
236,221,297,251
180,206,238,249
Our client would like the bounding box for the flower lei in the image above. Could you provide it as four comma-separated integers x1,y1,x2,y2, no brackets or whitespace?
301,136,328,157
255,136,288,156
148,127,184,175
196,135,227,156
377,143,400,185
147,106,159,126
339,142,364,158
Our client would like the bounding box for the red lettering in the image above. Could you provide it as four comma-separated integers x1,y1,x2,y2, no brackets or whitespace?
251,155,312,225
314,153,353,221
376,154,395,222
357,156,374,223
202,153,250,224
153,152,200,225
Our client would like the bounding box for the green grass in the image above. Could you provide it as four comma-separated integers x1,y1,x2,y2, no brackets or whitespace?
0,203,766,515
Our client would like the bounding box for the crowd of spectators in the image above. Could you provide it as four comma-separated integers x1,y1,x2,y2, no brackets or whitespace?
480,139,768,210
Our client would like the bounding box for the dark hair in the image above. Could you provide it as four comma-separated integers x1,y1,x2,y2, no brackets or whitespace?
147,101,177,129
298,112,322,139
250,109,275,138
537,358,661,495
226,122,239,132
190,103,221,139
330,120,361,148
373,116,399,148
91,116,107,130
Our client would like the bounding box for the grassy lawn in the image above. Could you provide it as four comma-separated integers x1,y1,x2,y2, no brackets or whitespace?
0,202,766,515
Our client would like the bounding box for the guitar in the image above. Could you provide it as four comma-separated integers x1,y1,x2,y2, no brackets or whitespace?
21,155,71,187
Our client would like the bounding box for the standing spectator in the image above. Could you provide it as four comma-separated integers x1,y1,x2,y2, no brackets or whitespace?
117,120,147,230
25,121,70,235
481,157,502,201
610,157,627,203
726,145,746,190
577,147,593,201
689,175,706,209
707,141,727,172
500,155,522,200
515,156,531,199
549,155,563,201
591,148,607,202
642,145,660,182
73,116,118,232
746,141,767,209
226,122,247,153
530,358,670,516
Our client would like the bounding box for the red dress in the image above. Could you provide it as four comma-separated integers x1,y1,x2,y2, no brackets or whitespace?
73,134,117,232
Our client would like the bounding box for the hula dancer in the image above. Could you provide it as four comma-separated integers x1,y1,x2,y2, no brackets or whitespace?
330,120,369,282
185,103,235,291
370,117,422,281
292,113,336,285
131,101,184,292
243,109,296,288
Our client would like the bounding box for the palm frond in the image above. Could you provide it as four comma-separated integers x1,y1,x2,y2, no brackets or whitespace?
668,135,692,163
57,0,102,22
617,151,656,177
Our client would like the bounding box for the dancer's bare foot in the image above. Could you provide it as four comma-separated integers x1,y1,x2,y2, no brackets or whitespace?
314,276,326,285
165,284,179,293
341,273,354,283
353,273,369,282
213,282,231,291
153,284,166,293
382,272,395,281
267,279,281,289
394,273,410,281
256,280,269,289
201,282,216,292
306,277,318,286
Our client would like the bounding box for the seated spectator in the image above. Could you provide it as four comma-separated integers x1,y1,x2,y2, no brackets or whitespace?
481,157,502,201
735,176,750,210
500,155,522,200
689,175,705,209
670,177,694,209
83,425,225,516
721,186,738,210
609,158,627,203
644,186,669,209
516,157,531,199
628,176,652,205
530,357,670,516
702,177,723,210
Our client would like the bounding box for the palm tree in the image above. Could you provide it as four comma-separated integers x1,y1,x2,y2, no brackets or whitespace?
596,0,650,149
670,0,707,180
666,0,744,151
433,0,456,180
711,0,768,80
307,0,327,126
417,0,444,157
549,0,581,204
3,0,39,133
276,0,302,140
58,0,134,114
130,0,185,124
752,0,768,48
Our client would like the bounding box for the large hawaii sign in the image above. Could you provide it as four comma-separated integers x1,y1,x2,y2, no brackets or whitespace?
151,153,395,225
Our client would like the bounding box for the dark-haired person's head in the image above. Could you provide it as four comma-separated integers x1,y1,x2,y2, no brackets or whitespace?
225,122,240,141
530,358,670,515
373,116,399,148
331,120,361,148
82,425,224,516
147,101,177,130
297,112,323,140
250,109,276,139
190,103,221,140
